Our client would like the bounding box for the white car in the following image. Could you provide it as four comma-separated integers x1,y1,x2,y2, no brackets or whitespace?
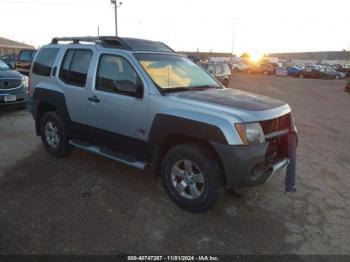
231,63,248,72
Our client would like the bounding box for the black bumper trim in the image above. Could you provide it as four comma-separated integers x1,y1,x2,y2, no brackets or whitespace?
211,142,269,187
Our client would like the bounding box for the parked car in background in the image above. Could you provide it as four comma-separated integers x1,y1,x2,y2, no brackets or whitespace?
330,64,350,77
0,58,28,107
293,67,335,79
0,54,16,69
324,68,346,79
0,49,36,76
287,66,301,76
230,63,248,72
268,62,280,72
246,63,274,75
200,62,232,86
15,49,36,76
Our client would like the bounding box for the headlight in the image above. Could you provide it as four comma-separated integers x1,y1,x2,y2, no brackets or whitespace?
234,122,265,144
22,75,29,93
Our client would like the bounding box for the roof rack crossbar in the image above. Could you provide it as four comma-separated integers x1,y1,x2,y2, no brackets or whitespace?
50,36,132,50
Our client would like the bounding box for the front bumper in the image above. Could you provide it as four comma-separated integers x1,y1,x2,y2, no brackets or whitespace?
211,131,297,187
0,93,27,106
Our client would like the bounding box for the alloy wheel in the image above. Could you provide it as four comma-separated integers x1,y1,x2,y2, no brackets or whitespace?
170,159,205,200
44,121,60,148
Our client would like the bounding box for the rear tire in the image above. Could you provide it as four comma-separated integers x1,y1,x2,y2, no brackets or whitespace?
39,111,71,158
161,144,221,212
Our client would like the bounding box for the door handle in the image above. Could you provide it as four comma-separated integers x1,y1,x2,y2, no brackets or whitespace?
88,95,100,103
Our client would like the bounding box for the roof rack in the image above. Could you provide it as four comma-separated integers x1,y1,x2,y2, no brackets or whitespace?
50,36,132,50
50,36,175,53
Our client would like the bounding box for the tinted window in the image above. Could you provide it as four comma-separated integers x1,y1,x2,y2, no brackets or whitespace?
32,48,59,76
59,49,92,87
96,54,140,96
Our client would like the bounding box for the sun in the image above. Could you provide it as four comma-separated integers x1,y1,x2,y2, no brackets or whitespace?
249,52,264,63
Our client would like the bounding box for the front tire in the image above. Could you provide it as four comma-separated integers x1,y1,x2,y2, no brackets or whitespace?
39,111,71,158
161,144,221,212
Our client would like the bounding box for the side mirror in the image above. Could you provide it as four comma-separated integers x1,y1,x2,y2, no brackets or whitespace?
135,83,144,98
111,79,144,98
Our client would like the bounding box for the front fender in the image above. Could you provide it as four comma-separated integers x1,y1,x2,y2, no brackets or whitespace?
148,109,243,147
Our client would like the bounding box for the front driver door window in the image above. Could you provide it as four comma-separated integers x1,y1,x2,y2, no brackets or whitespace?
87,54,149,145
96,55,141,96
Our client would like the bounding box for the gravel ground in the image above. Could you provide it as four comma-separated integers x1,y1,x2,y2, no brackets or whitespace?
0,75,349,255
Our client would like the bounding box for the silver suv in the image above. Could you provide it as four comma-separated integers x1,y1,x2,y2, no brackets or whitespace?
28,36,298,212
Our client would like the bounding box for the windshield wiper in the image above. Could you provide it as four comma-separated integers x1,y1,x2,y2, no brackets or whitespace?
188,85,221,91
163,85,221,93
162,87,192,93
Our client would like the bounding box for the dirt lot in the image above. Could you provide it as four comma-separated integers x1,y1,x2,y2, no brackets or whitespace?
0,75,349,255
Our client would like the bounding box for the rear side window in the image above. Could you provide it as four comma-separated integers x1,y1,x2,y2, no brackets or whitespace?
32,48,59,76
59,49,92,87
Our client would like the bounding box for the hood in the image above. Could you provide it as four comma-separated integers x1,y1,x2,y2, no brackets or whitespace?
0,69,23,79
177,88,286,112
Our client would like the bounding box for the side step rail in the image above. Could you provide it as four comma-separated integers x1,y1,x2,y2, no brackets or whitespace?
69,139,147,170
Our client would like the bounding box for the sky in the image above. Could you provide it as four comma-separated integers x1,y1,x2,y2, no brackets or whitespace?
1,0,350,57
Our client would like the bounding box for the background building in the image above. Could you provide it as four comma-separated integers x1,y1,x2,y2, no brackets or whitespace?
0,36,34,56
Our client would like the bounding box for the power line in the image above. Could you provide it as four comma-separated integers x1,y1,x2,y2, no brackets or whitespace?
0,0,98,4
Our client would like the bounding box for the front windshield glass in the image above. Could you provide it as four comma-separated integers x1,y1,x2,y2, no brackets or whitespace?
0,59,9,70
134,53,221,91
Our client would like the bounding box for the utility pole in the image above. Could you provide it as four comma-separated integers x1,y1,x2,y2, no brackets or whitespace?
111,0,122,36
231,17,238,56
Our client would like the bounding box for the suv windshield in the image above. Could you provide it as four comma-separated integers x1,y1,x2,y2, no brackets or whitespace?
0,59,9,70
134,53,221,91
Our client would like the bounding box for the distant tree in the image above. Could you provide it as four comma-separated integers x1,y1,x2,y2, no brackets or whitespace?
240,52,250,59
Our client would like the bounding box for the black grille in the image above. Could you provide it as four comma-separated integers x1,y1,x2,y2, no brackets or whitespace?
0,79,22,90
260,113,291,135
261,114,291,165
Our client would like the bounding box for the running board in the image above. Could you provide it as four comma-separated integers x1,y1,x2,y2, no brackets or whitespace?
69,139,147,170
